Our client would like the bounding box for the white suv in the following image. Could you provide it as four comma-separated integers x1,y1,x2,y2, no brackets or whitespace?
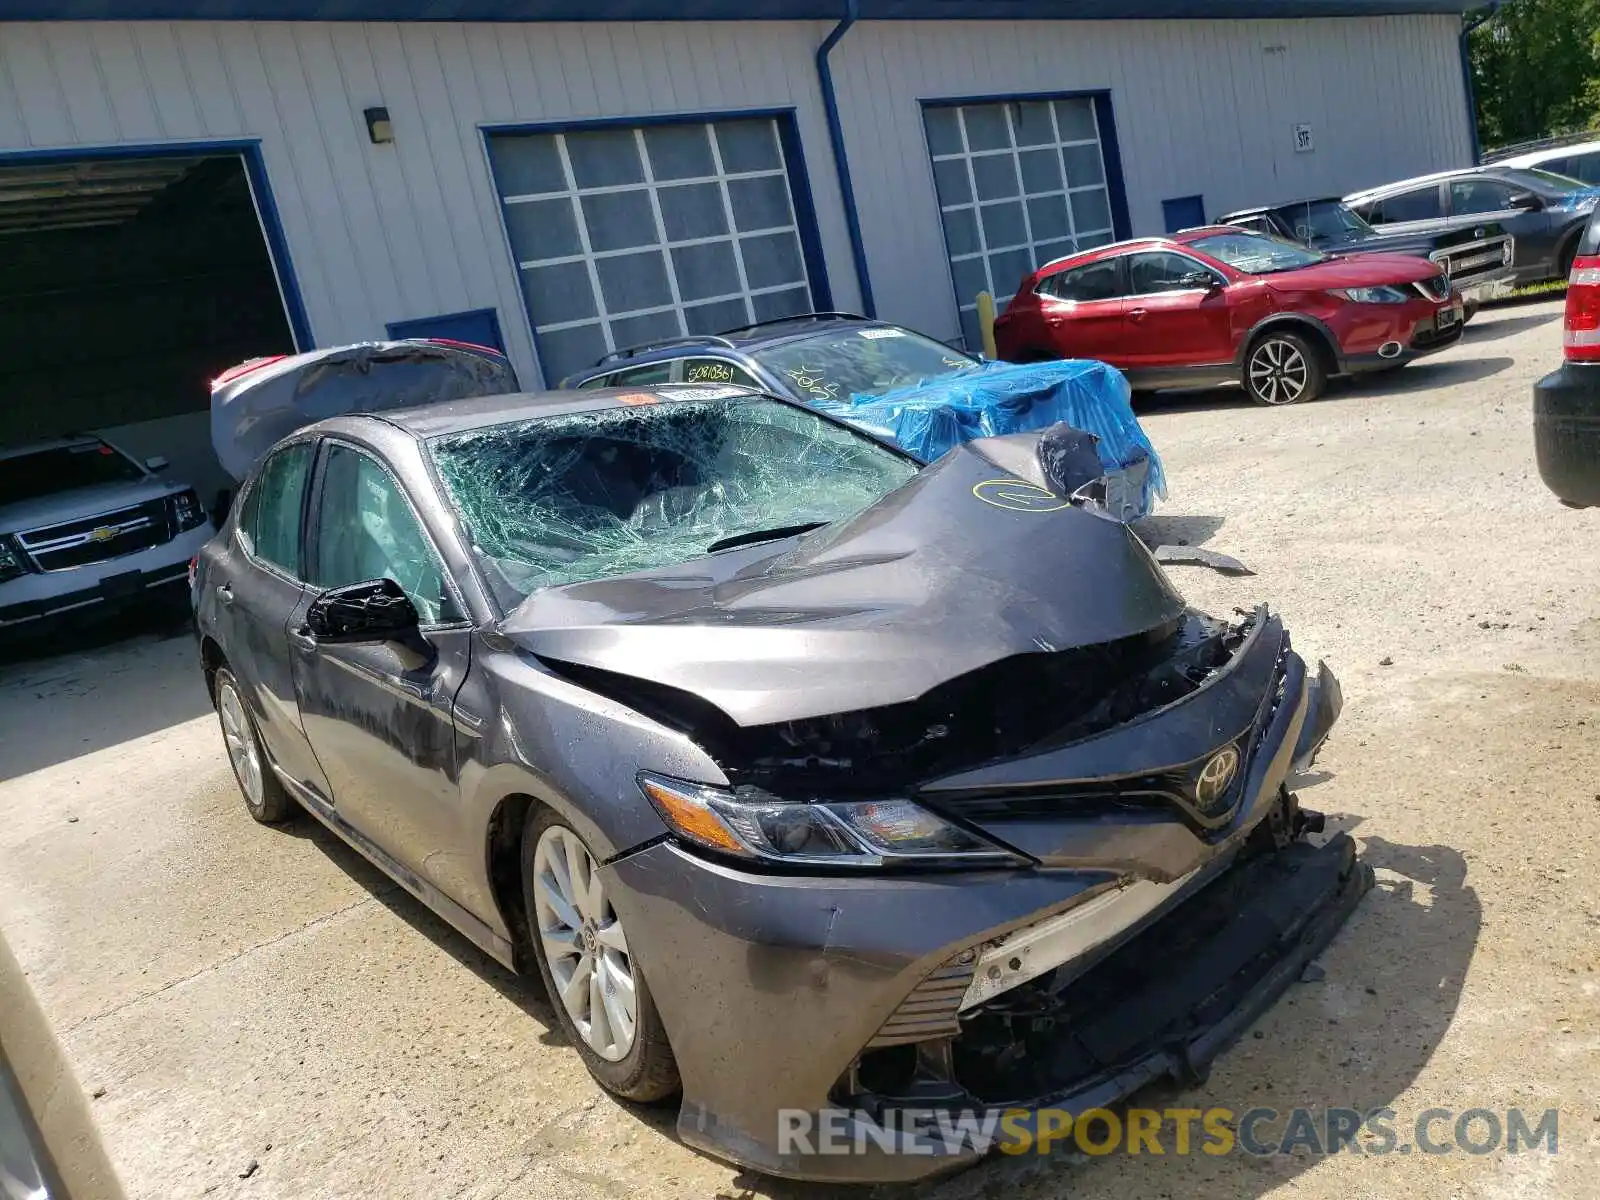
1494,139,1600,186
0,435,215,632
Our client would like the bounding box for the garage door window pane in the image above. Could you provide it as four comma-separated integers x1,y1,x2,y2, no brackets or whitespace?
644,124,715,181
672,241,741,302
658,183,728,241
581,190,658,253
923,96,1119,348
717,121,782,172
596,251,672,313
962,106,1010,152
741,231,803,290
980,201,1026,248
728,175,794,232
972,155,1020,201
686,298,752,334
489,118,814,382
1055,98,1097,141
540,324,609,383
1062,144,1105,188
489,134,566,196
608,310,681,352
942,207,981,257
751,287,810,322
566,129,644,188
931,158,971,206
924,106,963,156
1013,102,1055,147
503,197,582,261
521,261,597,325
1071,189,1113,235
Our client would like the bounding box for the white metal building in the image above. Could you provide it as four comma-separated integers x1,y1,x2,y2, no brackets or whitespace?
0,3,1473,493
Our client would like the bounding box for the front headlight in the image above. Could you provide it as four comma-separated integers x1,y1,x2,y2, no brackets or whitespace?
639,773,1028,869
1331,285,1412,304
0,537,25,584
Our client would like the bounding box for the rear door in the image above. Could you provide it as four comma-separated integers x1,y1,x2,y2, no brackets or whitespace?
1034,257,1129,363
213,439,331,796
290,440,475,899
1118,251,1234,369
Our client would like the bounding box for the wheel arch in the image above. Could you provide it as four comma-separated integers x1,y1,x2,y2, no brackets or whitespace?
199,635,227,700
1239,314,1340,377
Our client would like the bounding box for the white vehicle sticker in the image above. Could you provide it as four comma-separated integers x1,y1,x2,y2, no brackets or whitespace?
858,328,905,340
658,384,752,400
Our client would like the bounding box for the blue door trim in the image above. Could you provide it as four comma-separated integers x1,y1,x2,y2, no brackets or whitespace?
479,107,831,388
0,139,314,353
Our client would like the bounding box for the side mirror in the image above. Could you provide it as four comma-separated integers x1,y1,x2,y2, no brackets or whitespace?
303,578,419,645
1181,271,1222,291
1508,191,1543,212
145,455,170,473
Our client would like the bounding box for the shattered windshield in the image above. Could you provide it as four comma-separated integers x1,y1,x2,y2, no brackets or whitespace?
1274,200,1373,243
1187,231,1326,274
428,396,919,607
750,326,978,405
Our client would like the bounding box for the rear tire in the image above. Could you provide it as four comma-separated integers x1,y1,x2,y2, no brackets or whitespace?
213,667,295,824
1243,330,1326,406
522,807,680,1103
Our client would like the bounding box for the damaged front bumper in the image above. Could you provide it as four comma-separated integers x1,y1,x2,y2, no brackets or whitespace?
601,614,1366,1184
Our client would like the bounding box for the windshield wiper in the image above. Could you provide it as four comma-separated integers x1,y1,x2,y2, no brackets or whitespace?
706,521,827,553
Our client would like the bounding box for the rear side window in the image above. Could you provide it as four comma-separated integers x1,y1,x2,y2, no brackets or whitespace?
611,362,674,386
1037,259,1125,302
1561,151,1600,185
1371,187,1443,223
239,442,314,577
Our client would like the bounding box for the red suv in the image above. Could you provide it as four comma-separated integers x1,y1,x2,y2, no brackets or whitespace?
994,227,1464,405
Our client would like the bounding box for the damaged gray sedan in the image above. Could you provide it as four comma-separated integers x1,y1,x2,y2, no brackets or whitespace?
192,382,1369,1184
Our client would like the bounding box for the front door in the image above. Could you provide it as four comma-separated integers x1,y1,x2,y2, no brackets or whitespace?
1036,257,1129,363
1117,251,1235,370
289,441,475,902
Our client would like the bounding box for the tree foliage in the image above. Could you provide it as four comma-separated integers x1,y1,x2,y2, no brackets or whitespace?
1468,0,1600,151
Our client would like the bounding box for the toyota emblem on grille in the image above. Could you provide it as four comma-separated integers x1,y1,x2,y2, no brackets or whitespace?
1194,746,1241,811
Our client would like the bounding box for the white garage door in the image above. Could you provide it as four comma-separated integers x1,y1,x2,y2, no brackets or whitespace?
488,119,819,384
924,96,1119,350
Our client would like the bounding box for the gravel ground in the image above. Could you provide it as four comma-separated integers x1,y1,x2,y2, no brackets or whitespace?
2,297,1596,1200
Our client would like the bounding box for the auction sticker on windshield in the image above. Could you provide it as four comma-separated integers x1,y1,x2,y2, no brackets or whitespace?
858,329,906,339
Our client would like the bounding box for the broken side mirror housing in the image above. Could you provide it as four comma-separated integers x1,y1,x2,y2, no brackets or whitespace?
1508,191,1544,212
304,577,420,645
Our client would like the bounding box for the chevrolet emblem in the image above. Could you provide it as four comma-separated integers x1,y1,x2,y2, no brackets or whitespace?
89,526,116,543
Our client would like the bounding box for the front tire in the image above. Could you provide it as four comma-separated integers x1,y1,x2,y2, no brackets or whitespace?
522,808,679,1102
213,667,295,824
1243,330,1326,406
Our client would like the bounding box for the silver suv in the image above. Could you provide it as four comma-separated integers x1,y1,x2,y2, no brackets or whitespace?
0,436,215,632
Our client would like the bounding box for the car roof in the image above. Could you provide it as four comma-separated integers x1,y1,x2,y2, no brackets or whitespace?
566,312,913,378
1498,140,1600,168
1219,197,1344,219
1344,163,1565,203
339,382,771,440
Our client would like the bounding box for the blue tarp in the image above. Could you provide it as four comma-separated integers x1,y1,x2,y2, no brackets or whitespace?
805,359,1167,520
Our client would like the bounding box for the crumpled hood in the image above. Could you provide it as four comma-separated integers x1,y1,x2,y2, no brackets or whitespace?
502,436,1186,727
0,477,179,534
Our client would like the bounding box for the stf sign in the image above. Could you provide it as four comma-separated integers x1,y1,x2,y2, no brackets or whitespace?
1293,123,1315,153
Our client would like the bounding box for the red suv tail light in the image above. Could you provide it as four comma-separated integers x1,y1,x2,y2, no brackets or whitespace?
1566,255,1600,362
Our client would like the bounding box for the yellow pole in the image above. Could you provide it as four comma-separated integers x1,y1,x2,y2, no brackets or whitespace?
976,291,998,360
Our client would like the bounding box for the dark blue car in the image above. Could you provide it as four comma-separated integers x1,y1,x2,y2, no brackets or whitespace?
559,313,983,404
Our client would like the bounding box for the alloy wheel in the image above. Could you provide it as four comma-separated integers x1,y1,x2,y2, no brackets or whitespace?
1249,338,1310,405
532,825,638,1061
217,678,264,806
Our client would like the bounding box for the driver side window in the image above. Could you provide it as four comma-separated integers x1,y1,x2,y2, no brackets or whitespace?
311,445,457,625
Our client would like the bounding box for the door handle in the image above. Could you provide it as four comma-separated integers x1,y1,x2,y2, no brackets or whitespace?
1047,316,1063,327
216,583,233,607
1128,308,1148,322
